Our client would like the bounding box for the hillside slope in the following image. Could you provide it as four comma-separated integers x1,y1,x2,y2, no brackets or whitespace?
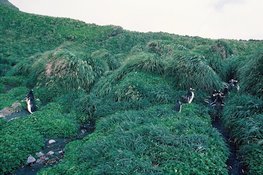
0,2,262,175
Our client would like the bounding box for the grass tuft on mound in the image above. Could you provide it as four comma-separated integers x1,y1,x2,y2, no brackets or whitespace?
165,54,223,91
238,52,263,97
85,71,177,118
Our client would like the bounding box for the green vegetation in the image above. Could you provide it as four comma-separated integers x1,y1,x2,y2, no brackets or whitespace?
40,104,228,175
221,49,263,175
222,94,263,175
0,2,263,175
0,122,44,174
0,86,27,109
0,102,78,174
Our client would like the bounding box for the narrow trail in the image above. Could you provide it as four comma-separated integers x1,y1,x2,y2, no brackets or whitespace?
210,107,245,175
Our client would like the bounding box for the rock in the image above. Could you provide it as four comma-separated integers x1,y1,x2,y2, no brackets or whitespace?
81,129,86,134
27,155,36,164
58,150,64,154
36,151,44,157
47,151,54,156
48,139,56,144
0,101,22,118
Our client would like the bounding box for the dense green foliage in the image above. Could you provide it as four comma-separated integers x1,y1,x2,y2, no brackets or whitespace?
40,104,228,175
221,50,263,175
0,102,78,173
0,2,263,175
222,94,263,175
0,122,44,174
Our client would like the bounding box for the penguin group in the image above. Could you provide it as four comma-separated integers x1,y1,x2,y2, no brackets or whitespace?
174,88,195,113
25,89,37,114
207,79,240,107
209,90,225,107
174,79,240,112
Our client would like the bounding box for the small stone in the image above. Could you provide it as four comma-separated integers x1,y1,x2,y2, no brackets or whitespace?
58,150,64,154
36,151,44,157
48,139,56,144
47,151,54,155
81,129,86,134
27,155,36,164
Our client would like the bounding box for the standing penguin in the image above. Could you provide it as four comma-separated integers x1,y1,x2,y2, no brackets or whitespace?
182,88,195,103
25,89,37,114
211,89,219,102
228,79,240,92
174,100,182,112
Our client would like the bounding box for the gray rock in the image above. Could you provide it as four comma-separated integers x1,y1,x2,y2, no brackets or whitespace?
27,155,36,164
47,151,54,155
36,151,44,158
48,139,56,144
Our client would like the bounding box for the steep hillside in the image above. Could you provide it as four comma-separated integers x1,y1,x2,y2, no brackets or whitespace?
0,2,263,175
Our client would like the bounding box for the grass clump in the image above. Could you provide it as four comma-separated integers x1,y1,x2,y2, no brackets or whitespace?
39,104,228,175
165,54,223,91
88,71,177,118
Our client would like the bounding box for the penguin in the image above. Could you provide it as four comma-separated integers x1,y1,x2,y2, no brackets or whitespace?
211,89,219,102
25,89,37,114
228,79,240,92
183,88,194,104
26,89,35,100
187,88,195,103
174,100,182,112
210,90,224,107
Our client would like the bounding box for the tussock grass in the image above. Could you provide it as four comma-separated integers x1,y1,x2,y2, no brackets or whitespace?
222,94,263,175
239,52,263,97
165,54,223,91
87,71,177,118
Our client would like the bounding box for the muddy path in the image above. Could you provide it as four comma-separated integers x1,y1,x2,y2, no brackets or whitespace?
210,108,245,175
